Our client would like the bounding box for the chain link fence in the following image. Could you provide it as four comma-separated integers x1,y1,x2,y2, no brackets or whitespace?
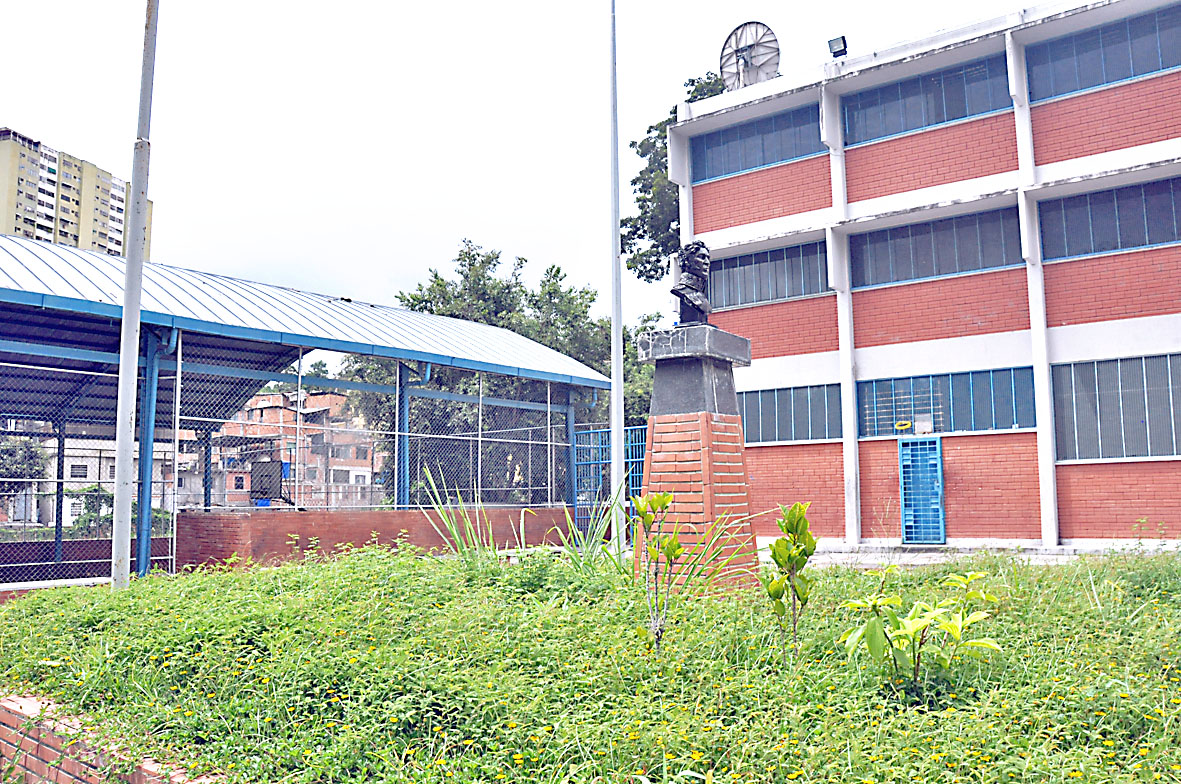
2,340,584,588
0,361,176,585
176,357,577,513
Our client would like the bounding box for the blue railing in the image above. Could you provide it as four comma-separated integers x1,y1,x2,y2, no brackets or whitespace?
574,425,647,532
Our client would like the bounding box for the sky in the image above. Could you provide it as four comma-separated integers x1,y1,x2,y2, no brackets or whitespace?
7,0,1033,327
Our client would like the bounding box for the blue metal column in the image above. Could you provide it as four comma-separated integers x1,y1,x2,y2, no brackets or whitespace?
565,404,577,509
53,422,65,564
396,362,410,509
135,330,162,577
201,430,213,508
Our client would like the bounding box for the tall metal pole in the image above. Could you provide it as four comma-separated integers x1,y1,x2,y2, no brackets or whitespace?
608,0,625,546
111,0,160,589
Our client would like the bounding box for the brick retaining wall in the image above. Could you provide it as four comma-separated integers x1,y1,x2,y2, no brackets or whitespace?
175,506,572,568
0,696,214,783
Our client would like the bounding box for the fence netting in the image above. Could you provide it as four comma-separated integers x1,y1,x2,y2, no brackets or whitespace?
0,361,177,585
1,344,583,587
177,359,576,513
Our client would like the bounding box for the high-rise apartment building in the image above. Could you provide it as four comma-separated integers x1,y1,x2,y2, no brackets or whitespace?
669,0,1181,547
0,127,151,259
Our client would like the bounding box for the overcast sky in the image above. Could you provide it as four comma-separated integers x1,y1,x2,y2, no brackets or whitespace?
8,0,1032,326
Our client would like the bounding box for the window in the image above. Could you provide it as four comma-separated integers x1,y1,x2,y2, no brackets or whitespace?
330,446,348,459
177,476,185,488
739,384,842,443
708,241,830,308
108,464,116,480
1027,4,1181,102
331,469,350,484
305,468,318,481
70,500,83,517
1038,176,1180,261
689,104,824,183
857,367,1035,437
1052,353,1181,460
355,446,369,460
233,476,245,490
69,464,88,479
850,206,1021,288
842,55,1012,145
353,474,368,485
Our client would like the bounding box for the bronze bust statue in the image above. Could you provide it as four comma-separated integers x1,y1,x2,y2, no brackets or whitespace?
671,240,711,325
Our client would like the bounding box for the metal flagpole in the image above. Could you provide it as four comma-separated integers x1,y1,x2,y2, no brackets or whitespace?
169,332,181,574
111,0,161,589
608,0,625,547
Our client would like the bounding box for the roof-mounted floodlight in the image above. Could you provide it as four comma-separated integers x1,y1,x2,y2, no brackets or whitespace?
828,36,848,58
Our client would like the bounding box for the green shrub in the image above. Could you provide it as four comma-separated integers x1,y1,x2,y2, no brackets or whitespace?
759,501,817,661
1,549,1179,783
839,566,1001,699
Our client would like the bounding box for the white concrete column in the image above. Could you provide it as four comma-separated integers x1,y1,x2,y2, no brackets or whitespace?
1008,31,1060,547
829,228,861,546
821,83,860,546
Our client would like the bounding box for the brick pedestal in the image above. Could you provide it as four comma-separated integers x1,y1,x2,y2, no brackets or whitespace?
638,412,759,581
635,324,759,584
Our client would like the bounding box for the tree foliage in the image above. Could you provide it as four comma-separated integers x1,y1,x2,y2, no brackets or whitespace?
621,73,725,283
0,436,47,499
342,241,655,429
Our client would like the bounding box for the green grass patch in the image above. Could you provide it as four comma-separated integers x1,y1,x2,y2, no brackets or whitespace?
1,547,1180,783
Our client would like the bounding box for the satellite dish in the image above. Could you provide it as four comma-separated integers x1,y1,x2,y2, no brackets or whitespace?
720,22,780,91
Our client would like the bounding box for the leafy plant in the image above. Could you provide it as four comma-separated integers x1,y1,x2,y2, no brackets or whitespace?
632,492,753,654
420,467,500,574
839,568,1001,695
1,551,1179,782
760,501,817,660
551,485,630,583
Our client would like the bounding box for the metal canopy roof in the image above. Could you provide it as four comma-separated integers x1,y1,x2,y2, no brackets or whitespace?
0,235,609,389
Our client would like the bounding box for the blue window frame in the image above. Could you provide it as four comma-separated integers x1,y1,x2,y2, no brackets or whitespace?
1052,353,1181,460
842,55,1012,146
689,104,823,184
708,241,830,308
1038,175,1181,261
850,206,1021,288
1027,4,1181,102
739,384,842,443
857,367,1035,437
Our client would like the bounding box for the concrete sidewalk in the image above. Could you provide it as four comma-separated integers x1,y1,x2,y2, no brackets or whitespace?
808,542,1178,569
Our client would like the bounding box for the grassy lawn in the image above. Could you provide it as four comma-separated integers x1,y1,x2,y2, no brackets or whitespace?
1,545,1179,783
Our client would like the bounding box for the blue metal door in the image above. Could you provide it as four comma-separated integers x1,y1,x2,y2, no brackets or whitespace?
898,437,945,544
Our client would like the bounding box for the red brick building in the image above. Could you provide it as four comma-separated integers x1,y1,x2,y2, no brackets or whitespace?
668,0,1181,547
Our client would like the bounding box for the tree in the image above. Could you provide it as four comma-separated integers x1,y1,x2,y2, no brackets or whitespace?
263,358,332,393
0,437,47,521
621,73,725,283
341,241,655,429
65,484,170,538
